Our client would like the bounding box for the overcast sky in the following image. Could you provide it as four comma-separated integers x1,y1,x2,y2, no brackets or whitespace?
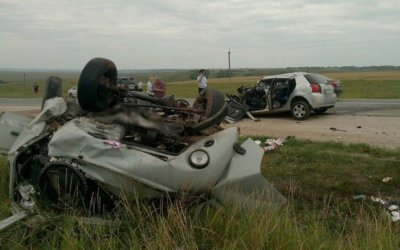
1,0,399,70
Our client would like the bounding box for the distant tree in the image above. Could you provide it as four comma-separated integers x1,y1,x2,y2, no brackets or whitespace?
217,70,230,78
190,70,198,80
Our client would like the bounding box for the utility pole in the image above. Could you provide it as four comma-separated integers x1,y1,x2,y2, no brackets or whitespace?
228,48,231,83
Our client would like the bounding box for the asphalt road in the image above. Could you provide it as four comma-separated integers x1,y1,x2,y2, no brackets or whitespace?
1,98,400,117
333,99,400,117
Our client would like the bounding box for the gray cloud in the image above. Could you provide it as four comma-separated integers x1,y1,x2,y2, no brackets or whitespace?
0,0,399,69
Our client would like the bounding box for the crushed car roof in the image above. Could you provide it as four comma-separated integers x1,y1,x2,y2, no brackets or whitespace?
260,72,307,80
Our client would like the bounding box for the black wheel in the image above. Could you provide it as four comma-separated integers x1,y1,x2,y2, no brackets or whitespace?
37,161,88,210
41,76,62,110
191,104,228,132
193,88,226,118
77,58,118,112
314,107,328,114
291,100,310,120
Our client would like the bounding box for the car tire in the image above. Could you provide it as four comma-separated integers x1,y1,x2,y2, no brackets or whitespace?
192,104,229,132
291,100,310,120
193,88,226,118
37,161,88,209
41,76,62,110
77,58,117,112
314,107,328,114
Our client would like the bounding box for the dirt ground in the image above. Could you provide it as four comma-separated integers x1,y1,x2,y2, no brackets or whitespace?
222,114,400,149
2,106,400,149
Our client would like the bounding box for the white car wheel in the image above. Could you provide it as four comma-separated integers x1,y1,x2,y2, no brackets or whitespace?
291,101,310,120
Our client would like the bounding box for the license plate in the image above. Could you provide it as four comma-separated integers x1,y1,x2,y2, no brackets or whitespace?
324,89,333,94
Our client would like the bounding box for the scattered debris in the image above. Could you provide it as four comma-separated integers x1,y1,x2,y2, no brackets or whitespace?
17,184,36,212
262,138,286,152
330,127,347,132
0,212,28,231
382,177,393,183
371,196,387,205
263,144,279,152
254,140,261,145
390,211,400,222
354,195,400,222
353,194,367,200
364,196,400,222
265,138,285,146
224,94,260,123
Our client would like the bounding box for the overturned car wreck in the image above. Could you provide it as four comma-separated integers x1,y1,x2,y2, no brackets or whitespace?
0,58,285,230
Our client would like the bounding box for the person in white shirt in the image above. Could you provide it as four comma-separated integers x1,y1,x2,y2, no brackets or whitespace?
147,76,155,96
137,80,143,92
197,69,207,93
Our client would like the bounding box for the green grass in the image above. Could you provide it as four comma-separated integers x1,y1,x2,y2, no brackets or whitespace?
1,71,400,99
1,138,400,248
340,79,400,99
0,80,78,98
0,157,11,220
166,77,400,99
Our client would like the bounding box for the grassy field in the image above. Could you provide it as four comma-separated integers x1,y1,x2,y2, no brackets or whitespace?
0,138,399,249
166,71,400,99
1,71,400,99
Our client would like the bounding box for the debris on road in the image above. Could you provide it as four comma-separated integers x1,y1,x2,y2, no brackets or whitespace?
330,127,347,132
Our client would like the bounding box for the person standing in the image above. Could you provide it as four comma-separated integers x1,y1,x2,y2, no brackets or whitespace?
197,69,207,93
136,80,143,92
33,82,39,94
152,77,166,98
147,76,155,96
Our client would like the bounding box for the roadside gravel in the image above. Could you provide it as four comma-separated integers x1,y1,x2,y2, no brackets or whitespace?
222,114,400,149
